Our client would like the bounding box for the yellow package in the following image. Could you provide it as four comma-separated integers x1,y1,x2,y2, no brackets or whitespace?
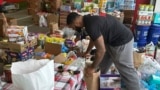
39,34,46,40
46,37,53,43
63,58,74,65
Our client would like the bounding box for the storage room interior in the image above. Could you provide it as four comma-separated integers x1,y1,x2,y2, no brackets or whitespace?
0,0,160,90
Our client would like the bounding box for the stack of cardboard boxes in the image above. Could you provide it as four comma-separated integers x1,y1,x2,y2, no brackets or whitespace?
33,12,59,27
49,0,62,12
0,39,37,64
27,0,42,25
0,26,37,64
59,11,70,29
0,17,17,37
27,0,41,15
123,10,134,28
39,0,62,13
59,0,73,29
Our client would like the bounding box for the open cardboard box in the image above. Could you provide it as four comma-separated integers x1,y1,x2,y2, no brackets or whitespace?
0,41,28,53
0,38,37,53
34,45,65,63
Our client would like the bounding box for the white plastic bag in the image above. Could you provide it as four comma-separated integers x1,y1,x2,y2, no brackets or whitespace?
62,27,76,39
67,51,77,59
76,39,89,52
145,42,155,57
11,59,54,90
39,15,48,27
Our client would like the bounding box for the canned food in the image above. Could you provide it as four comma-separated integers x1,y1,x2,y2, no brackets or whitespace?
3,65,12,83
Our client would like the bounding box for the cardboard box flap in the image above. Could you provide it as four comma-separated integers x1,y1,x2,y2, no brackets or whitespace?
54,53,66,63
45,42,62,56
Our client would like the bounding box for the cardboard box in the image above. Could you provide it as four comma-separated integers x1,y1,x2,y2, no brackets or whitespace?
27,8,40,15
28,2,41,9
123,17,133,24
33,13,59,26
84,69,100,90
34,47,45,60
46,13,59,25
6,26,28,38
5,47,35,64
32,14,39,25
50,0,62,11
5,50,28,64
133,51,145,68
123,10,134,18
59,24,67,29
7,18,17,25
0,41,28,53
0,38,37,53
44,42,62,56
49,22,59,34
100,74,121,90
0,17,17,37
59,11,70,29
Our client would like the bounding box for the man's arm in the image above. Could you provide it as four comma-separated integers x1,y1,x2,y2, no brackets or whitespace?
91,35,106,69
85,39,94,54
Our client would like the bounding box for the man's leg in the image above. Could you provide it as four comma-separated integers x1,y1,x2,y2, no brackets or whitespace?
108,39,140,90
99,51,113,74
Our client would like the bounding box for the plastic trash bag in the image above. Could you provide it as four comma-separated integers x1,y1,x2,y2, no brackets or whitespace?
11,59,54,90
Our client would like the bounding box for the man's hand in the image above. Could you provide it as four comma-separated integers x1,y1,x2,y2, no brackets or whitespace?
82,52,91,59
85,65,95,77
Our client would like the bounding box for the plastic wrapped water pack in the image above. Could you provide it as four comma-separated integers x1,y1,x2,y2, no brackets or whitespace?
138,56,160,76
